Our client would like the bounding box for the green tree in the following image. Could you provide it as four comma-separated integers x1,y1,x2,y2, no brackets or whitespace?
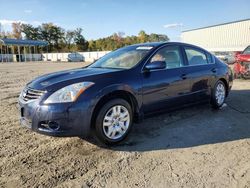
65,30,76,51
88,40,96,51
138,30,148,43
16,21,170,52
21,24,40,40
38,23,65,52
148,33,169,42
74,28,88,51
88,31,169,51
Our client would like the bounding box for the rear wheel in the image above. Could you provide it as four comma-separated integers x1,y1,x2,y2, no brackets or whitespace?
211,80,226,109
242,74,247,80
234,72,238,79
94,99,133,145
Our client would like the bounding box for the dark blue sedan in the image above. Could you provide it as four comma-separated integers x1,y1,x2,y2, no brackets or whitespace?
18,42,233,145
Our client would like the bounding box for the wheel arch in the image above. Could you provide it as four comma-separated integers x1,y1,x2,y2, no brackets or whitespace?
90,89,140,130
218,77,229,97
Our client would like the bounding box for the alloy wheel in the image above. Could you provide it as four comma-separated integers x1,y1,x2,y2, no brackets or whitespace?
102,105,130,140
215,83,226,106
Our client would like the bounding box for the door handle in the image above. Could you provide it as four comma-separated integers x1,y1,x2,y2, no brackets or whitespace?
211,68,217,73
181,74,187,80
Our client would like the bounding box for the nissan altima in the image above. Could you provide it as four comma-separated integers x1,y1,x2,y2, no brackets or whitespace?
18,42,233,145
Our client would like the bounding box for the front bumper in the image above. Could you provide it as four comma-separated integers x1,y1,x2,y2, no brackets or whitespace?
18,98,93,137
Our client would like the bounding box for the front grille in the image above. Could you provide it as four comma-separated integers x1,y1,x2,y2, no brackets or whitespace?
21,87,46,102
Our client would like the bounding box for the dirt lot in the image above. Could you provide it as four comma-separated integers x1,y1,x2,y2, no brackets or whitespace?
0,62,249,188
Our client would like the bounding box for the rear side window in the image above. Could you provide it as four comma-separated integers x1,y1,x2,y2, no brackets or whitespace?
184,47,208,66
150,46,183,69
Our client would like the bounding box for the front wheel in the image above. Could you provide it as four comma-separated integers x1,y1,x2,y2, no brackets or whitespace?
211,80,226,109
94,99,133,145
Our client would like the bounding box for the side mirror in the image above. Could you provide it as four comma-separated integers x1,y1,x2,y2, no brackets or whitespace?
145,61,166,71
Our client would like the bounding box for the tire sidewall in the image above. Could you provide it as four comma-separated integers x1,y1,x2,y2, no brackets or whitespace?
211,80,226,109
95,99,133,145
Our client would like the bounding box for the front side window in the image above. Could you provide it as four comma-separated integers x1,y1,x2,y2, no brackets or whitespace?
184,47,208,66
149,46,183,69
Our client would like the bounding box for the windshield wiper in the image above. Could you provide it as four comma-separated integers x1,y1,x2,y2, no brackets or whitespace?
90,66,104,68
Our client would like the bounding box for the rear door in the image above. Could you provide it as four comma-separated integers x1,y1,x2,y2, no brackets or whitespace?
142,45,191,113
182,46,216,101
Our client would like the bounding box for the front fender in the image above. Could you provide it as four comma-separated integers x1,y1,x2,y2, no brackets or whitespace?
92,84,141,107
87,84,142,122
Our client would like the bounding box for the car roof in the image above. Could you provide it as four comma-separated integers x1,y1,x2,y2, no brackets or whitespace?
132,42,164,47
123,42,211,54
130,41,203,48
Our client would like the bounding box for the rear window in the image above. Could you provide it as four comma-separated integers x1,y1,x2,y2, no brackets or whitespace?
184,47,208,66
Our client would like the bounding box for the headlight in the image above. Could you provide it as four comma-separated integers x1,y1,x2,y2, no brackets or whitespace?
44,82,94,104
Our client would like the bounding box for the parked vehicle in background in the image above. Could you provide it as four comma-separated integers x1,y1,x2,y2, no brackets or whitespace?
214,52,235,64
214,52,228,62
224,52,236,64
234,45,250,79
18,42,233,145
68,52,85,62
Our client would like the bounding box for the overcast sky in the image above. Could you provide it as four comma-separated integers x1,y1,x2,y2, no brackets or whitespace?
0,0,249,41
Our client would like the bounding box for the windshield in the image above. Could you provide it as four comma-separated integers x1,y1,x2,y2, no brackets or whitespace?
243,46,250,55
89,46,152,69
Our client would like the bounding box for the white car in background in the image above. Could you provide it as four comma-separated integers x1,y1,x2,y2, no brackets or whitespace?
214,52,235,64
68,52,84,62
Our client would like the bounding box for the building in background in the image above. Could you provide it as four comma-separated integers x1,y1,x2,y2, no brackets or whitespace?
0,38,109,62
0,38,48,62
181,19,250,53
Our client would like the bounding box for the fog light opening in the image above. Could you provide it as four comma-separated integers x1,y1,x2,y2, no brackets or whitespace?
48,121,60,131
41,121,60,131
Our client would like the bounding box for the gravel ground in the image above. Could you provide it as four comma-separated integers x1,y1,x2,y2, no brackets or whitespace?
0,62,249,188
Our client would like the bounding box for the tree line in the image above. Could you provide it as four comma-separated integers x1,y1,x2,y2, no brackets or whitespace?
0,22,169,52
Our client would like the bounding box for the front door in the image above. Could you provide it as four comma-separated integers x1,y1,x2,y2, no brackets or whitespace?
142,45,190,113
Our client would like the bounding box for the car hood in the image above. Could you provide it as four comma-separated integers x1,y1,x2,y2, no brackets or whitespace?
237,54,250,62
27,67,119,91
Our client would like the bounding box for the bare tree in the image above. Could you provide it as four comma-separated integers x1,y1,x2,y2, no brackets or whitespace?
12,22,22,39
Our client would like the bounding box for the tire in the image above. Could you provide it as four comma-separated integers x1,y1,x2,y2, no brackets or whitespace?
211,80,227,109
240,74,244,79
233,73,238,79
242,74,247,80
94,98,133,145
